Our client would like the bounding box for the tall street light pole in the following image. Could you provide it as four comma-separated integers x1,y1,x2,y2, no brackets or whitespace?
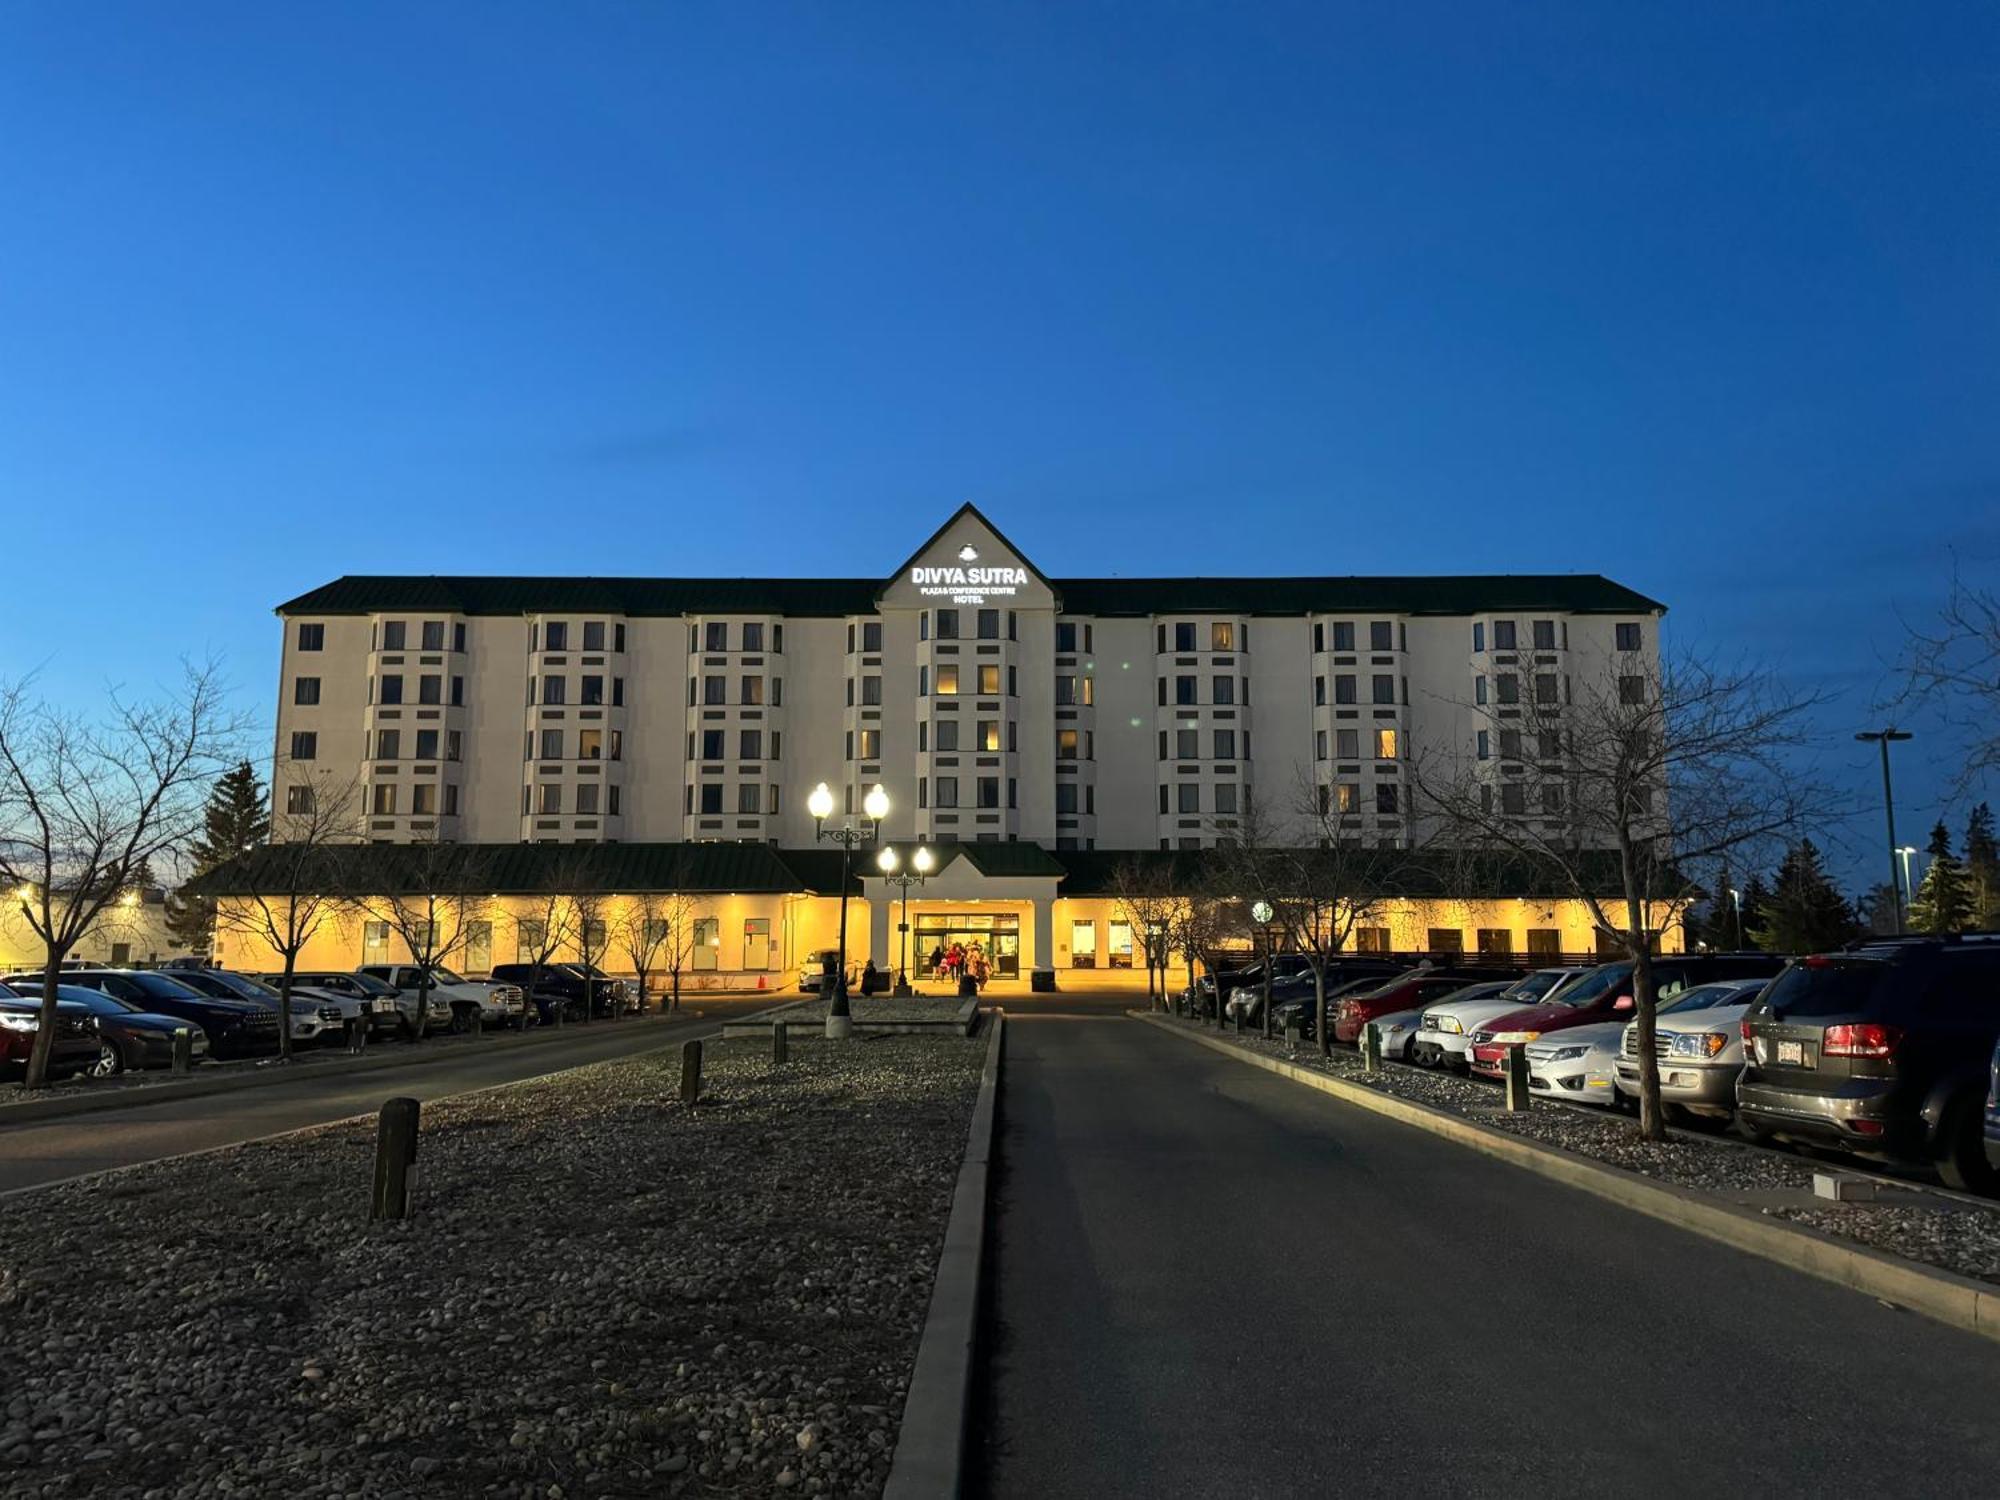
1252,900,1275,1039
1729,886,1743,951
1898,845,1919,920
808,780,889,1039
876,844,934,996
1856,729,1913,934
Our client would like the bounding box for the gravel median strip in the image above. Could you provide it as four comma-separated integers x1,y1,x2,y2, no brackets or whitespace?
1164,1018,2000,1287
0,1032,987,1499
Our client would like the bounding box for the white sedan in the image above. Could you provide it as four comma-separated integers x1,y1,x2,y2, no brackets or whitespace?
1410,983,1518,1069
1361,1007,1428,1062
1523,1022,1629,1107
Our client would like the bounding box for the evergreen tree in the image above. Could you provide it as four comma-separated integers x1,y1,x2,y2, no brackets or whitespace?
1966,803,1999,930
166,761,270,953
1857,882,1904,937
1748,840,1857,954
1735,872,1772,950
1910,820,1974,935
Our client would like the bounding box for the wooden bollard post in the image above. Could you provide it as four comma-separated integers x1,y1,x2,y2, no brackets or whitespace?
1361,1022,1383,1075
371,1097,420,1220
680,1038,703,1105
772,1021,789,1064
1504,1044,1532,1112
1283,1018,1301,1052
171,1027,193,1075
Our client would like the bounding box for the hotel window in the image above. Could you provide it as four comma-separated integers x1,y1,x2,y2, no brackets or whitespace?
290,731,317,761
373,783,398,815
857,728,880,760
575,783,599,815
862,675,882,705
1175,675,1197,705
415,729,438,760
1371,674,1394,705
1376,783,1399,814
1327,621,1351,651
936,665,960,696
863,621,882,651
738,784,761,814
1056,622,1077,652
379,675,404,705
411,783,437,816
1496,674,1519,704
296,622,324,651
1616,622,1642,651
1176,728,1198,759
1173,622,1196,651
703,675,725,705
286,784,316,814
583,620,606,651
1337,728,1358,758
1493,620,1517,650
1538,730,1561,759
1213,729,1235,759
1336,783,1359,813
698,783,723,814
1475,675,1488,705
542,675,566,705
419,674,441,705
573,674,599,705
742,622,764,652
1178,783,1200,813
1476,729,1490,760
1472,621,1485,652
918,776,928,807
1315,729,1328,761
1314,676,1326,705
540,728,564,759
739,729,762,760
1057,728,1078,759
936,608,960,639
1367,621,1390,651
420,620,444,651
447,730,462,760
1619,675,1647,704
936,776,959,808
1214,783,1237,815
936,719,959,752
738,676,763,706
1375,729,1398,759
693,917,719,970
1055,675,1081,706
1500,728,1522,759
977,609,999,639
542,621,567,651
704,621,727,651
977,776,1000,808
1533,619,1555,650
1211,622,1234,651
1334,674,1355,705
1542,785,1565,814
1212,676,1234,704
1056,782,1078,813
1535,673,1558,704
1501,783,1526,815
918,666,929,696
381,621,406,651
456,623,469,652
977,719,1000,752
701,729,724,759
978,665,1000,695
578,729,602,760
451,676,464,706
375,729,401,760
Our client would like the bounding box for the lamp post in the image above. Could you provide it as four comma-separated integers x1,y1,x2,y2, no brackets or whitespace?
1728,886,1743,952
1898,845,1919,921
1856,729,1913,934
876,843,934,997
1251,899,1275,1038
808,781,889,1039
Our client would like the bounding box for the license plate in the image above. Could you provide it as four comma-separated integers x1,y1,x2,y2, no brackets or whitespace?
1776,1040,1805,1066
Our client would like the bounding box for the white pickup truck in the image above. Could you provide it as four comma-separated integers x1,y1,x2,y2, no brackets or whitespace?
358,964,527,1032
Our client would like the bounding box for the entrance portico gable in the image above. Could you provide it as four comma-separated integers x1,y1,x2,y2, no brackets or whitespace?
860,841,1063,988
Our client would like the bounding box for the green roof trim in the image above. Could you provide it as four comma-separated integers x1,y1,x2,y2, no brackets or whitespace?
275,572,1663,619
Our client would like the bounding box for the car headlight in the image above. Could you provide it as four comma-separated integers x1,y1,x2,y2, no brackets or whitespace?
1491,1030,1541,1044
1385,1022,1409,1035
1670,1031,1729,1060
1433,1017,1463,1035
1545,1044,1588,1062
0,1014,37,1032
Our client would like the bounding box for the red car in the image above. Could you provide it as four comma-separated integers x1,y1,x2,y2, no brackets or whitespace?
1467,953,1788,1077
1331,969,1522,1046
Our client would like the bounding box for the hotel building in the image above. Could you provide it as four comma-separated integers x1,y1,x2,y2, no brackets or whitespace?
211,506,1672,985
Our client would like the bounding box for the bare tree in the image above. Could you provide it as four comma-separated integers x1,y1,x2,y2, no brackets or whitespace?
1164,870,1236,1015
512,867,582,1027
211,768,363,1061
1108,856,1181,1009
1416,648,1827,1140
1217,774,1407,1054
616,861,701,1014
0,664,242,1088
361,834,492,1041
1901,569,2000,791
570,882,612,1021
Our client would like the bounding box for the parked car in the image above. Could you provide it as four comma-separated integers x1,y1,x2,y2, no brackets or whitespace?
277,970,414,1037
1524,1022,1629,1106
1411,969,1589,1070
0,987,102,1079
1360,1006,1431,1062
5,980,211,1074
1227,959,1398,1025
1468,954,1789,1079
489,962,623,1023
9,969,282,1056
1270,972,1405,1040
1611,979,1771,1120
1332,968,1522,1046
797,950,860,994
1738,937,2000,1190
168,968,350,1046
357,965,523,1032
1195,954,1308,1017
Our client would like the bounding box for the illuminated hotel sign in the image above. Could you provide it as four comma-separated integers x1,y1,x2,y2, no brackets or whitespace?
911,544,1028,604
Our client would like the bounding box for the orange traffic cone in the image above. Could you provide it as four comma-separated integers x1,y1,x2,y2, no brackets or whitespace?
756,974,766,990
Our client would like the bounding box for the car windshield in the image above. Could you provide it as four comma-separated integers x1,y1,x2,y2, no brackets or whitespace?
1659,982,1756,1017
1505,970,1570,1002
427,967,465,985
1544,964,1628,1008
129,972,206,1001
1761,960,1888,1020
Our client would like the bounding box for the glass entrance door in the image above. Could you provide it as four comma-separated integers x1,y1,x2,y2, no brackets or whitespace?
914,912,1022,978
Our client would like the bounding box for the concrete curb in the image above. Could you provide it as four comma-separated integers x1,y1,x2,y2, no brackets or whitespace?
1137,1012,2000,1346
884,1011,1005,1500
721,997,981,1038
0,1011,722,1128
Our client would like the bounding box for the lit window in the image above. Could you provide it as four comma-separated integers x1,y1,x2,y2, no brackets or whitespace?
936,665,960,696
1375,729,1398,759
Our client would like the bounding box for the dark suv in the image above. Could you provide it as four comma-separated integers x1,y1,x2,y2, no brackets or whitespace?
1738,937,2000,1191
489,963,621,1023
11,969,281,1057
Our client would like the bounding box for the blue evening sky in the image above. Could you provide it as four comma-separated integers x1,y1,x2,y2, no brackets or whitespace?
2,4,1994,892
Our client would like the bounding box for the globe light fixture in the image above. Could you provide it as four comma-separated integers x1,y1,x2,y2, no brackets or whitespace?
807,781,836,823
863,783,891,822
877,842,934,997
807,779,890,1037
